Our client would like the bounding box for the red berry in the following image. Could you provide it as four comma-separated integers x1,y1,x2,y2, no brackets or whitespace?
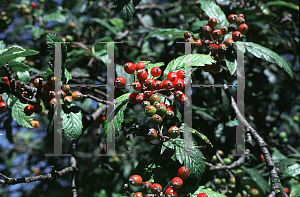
184,32,192,39
284,188,289,194
145,78,155,89
208,18,217,27
133,192,143,197
64,96,73,105
44,82,54,91
72,91,83,101
225,38,234,47
168,126,180,139
176,70,185,79
186,38,195,44
31,2,37,8
216,52,225,61
124,62,136,74
0,102,6,111
162,80,173,90
174,90,183,99
151,183,162,194
228,14,237,24
49,98,58,108
260,154,265,162
173,78,185,90
204,40,211,47
47,74,56,84
197,193,208,197
178,166,189,179
7,81,17,88
239,24,249,34
237,13,244,18
209,43,219,53
177,94,188,104
1,77,9,82
143,181,153,190
202,25,212,36
236,17,245,26
128,93,138,104
218,44,226,51
195,39,202,48
232,31,242,41
165,187,178,197
115,76,126,88
220,26,228,35
0,96,2,102
166,106,176,116
171,177,183,188
132,81,143,91
136,93,145,104
167,72,177,82
136,62,145,70
144,89,153,98
212,29,222,39
24,105,34,116
33,104,42,114
56,90,66,98
137,69,148,81
153,80,163,90
250,188,259,196
151,67,161,77
33,78,44,88
129,175,143,186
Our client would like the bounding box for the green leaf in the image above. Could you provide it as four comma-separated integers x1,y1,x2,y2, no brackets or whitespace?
225,51,237,75
290,183,300,197
115,0,135,22
90,18,118,35
191,186,227,197
162,54,216,80
190,21,208,32
64,68,72,84
201,2,229,29
7,61,30,73
241,166,271,192
0,46,24,56
46,33,67,67
179,123,213,148
282,163,300,178
105,93,131,141
62,104,83,140
109,18,125,31
32,27,45,40
43,12,66,23
0,40,6,50
193,105,216,121
244,42,293,78
144,28,189,42
0,50,39,68
6,95,34,128
162,138,206,180
17,71,30,84
266,1,299,11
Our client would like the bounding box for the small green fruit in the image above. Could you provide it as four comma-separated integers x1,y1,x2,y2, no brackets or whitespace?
144,105,156,117
151,114,162,125
148,128,157,140
156,103,167,116
213,178,221,187
223,158,232,165
66,35,73,42
221,178,226,184
149,94,161,104
244,185,251,192
279,131,287,139
229,177,235,184
142,101,150,108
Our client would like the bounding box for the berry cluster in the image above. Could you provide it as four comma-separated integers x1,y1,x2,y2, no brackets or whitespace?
128,166,190,197
116,62,189,127
184,13,248,73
